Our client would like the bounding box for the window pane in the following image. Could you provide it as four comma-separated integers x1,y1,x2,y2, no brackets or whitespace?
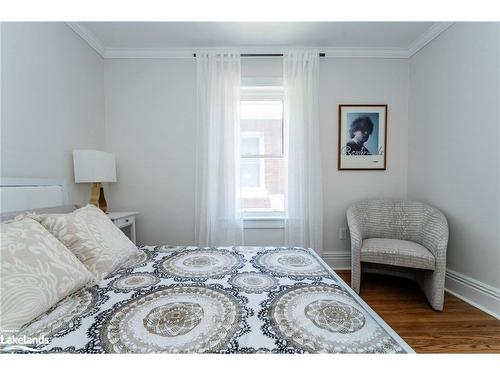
241,159,260,188
241,158,285,213
240,101,283,156
241,136,261,155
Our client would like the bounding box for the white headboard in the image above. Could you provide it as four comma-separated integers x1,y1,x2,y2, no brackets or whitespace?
0,178,69,213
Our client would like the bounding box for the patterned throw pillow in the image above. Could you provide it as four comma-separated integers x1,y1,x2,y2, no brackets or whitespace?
0,217,94,333
36,205,139,280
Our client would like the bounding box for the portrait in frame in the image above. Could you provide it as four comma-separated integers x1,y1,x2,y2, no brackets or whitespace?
338,104,387,170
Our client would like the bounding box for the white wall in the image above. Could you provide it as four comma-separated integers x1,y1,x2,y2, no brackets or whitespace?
105,57,410,253
320,58,409,260
1,22,105,205
104,59,197,245
408,23,500,291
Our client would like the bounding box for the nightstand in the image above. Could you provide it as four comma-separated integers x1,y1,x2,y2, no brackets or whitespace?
107,212,138,245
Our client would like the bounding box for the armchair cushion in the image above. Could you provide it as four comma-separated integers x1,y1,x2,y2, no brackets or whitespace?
360,238,435,271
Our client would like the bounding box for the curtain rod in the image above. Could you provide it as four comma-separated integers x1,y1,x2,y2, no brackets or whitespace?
192,53,326,57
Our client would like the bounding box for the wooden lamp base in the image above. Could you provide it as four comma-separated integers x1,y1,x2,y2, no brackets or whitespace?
89,182,108,213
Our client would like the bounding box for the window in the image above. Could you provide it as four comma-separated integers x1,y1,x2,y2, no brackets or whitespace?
240,85,285,217
241,134,265,189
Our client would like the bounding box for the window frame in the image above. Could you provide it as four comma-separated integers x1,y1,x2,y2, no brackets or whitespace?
239,80,285,219
240,132,266,196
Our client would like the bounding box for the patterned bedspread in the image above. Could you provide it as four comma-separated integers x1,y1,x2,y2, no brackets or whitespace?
7,246,413,354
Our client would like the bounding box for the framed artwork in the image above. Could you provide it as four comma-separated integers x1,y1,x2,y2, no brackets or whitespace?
338,104,387,170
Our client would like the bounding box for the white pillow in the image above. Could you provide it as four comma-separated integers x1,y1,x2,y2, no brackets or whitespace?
36,205,138,280
0,217,94,333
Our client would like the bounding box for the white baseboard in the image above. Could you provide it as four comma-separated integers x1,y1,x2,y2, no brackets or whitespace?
322,251,351,270
445,269,500,320
321,252,499,319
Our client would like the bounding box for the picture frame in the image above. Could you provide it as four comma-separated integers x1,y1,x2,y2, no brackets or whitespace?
338,104,387,170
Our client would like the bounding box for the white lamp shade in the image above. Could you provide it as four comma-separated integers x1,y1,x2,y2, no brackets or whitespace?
73,150,117,183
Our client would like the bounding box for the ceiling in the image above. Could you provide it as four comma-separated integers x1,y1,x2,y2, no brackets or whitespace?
82,22,435,48
69,22,453,58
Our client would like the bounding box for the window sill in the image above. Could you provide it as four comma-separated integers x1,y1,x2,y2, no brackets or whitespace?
243,217,285,229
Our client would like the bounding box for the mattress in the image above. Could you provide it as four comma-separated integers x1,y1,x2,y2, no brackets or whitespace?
5,246,413,353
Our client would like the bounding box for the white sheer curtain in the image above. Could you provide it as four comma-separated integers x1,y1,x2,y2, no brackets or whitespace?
195,52,244,246
283,50,324,253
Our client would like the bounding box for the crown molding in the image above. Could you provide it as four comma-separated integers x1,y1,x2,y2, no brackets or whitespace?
323,47,408,59
105,46,316,59
67,22,454,60
406,22,455,57
104,47,195,59
104,46,410,59
66,22,105,57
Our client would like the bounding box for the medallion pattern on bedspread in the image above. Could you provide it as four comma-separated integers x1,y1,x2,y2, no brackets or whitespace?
4,246,411,354
1,287,108,353
154,245,185,253
259,284,405,353
115,248,153,273
251,248,329,279
91,285,250,353
155,248,245,281
228,272,277,294
110,272,160,293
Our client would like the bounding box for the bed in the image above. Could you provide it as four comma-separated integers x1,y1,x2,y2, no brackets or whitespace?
0,179,413,354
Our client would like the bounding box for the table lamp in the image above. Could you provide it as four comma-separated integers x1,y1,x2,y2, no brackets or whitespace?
73,150,116,212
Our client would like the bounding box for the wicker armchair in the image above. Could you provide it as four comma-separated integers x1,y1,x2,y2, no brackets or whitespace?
347,198,448,311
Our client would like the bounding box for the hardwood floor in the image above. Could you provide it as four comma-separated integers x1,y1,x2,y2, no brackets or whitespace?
336,270,500,353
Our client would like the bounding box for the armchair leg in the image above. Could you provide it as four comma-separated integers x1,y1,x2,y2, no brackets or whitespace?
351,261,361,294
420,269,445,311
